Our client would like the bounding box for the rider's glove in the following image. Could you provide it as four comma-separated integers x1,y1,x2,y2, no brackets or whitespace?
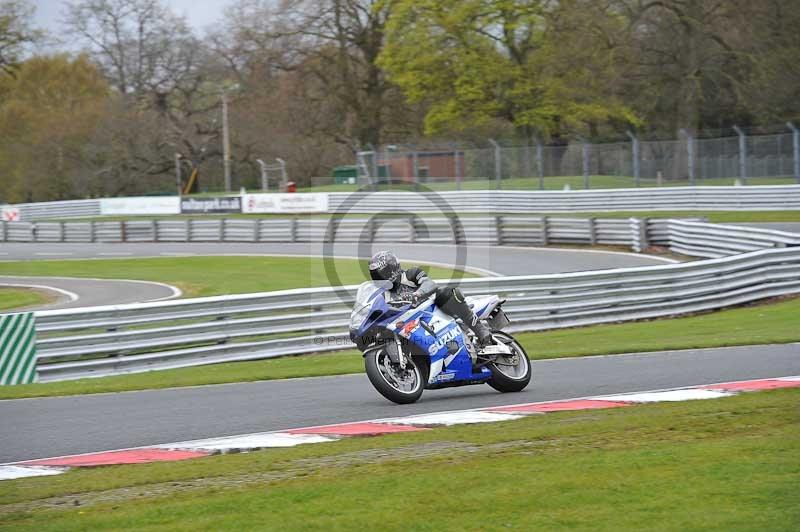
411,291,423,306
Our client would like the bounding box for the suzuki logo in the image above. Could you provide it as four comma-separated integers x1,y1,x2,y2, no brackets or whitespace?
428,327,460,354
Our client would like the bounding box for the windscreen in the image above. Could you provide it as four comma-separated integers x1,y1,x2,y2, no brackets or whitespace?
353,281,391,308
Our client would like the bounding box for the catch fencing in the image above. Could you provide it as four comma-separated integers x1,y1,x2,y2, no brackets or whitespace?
21,220,800,382
357,125,800,189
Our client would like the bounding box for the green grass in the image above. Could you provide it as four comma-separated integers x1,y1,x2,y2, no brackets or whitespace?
0,288,51,311
0,257,473,299
1,389,797,530
2,296,798,400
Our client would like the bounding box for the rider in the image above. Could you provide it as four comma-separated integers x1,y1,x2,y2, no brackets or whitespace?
368,251,494,346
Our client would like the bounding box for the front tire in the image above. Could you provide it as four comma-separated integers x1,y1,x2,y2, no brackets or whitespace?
364,349,425,404
486,331,532,393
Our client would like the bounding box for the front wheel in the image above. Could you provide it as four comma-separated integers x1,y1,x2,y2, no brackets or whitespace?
364,349,425,404
486,331,532,393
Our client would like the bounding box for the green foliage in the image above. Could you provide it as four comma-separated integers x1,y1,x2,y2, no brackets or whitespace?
0,54,108,202
378,0,639,139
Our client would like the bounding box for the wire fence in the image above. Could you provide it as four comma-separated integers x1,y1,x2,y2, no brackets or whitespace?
354,124,800,190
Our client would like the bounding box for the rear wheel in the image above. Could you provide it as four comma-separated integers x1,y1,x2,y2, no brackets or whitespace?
486,331,532,393
364,349,425,404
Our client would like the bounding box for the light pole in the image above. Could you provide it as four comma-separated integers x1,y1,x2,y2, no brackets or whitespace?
220,84,240,193
256,159,268,192
276,158,287,189
175,153,183,196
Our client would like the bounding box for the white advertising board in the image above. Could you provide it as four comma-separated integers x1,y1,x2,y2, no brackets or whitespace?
242,193,329,214
101,197,181,216
1,206,20,222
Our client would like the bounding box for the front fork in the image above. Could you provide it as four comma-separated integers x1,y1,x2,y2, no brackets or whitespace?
394,333,407,370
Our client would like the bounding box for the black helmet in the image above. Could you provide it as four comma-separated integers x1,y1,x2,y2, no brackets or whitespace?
369,251,402,283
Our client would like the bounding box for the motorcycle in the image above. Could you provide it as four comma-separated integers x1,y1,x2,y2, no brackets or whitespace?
349,280,531,404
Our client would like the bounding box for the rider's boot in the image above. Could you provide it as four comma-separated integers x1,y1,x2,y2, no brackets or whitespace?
472,319,494,347
440,287,494,347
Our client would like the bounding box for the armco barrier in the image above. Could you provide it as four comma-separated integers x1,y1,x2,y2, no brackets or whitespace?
0,216,691,249
5,185,800,221
20,220,800,382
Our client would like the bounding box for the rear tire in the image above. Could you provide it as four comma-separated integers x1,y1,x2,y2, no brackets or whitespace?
364,349,425,404
486,331,532,393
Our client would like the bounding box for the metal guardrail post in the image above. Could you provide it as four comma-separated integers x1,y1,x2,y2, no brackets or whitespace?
120,221,127,242
186,219,191,242
541,216,549,246
151,220,157,241
788,122,800,184
0,220,5,242
290,217,298,243
90,221,96,243
588,217,597,245
629,217,649,252
253,219,259,242
367,217,376,243
219,219,225,241
626,131,640,187
409,215,416,243
639,217,649,251
496,216,504,245
733,125,748,184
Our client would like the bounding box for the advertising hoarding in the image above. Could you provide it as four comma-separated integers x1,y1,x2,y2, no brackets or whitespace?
101,197,181,216
242,193,329,214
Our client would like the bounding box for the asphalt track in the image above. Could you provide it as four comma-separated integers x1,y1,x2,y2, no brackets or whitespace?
0,343,798,463
0,242,673,276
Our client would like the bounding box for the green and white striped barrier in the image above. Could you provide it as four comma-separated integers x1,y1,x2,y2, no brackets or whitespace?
0,312,37,385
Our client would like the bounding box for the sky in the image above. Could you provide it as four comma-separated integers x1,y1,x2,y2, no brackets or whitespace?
33,0,235,36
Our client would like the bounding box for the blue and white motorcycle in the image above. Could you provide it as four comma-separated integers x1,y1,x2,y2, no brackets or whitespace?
349,281,531,404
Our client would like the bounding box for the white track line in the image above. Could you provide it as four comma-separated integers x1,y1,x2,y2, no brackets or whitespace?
0,276,181,302
0,282,79,303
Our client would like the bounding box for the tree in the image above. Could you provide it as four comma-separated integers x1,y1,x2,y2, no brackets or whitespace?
0,55,109,202
0,0,42,76
616,0,761,133
217,0,411,151
64,0,230,192
378,0,638,142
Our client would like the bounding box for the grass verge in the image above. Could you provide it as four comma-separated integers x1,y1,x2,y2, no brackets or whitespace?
1,389,797,530
2,296,798,401
0,288,52,312
0,257,473,298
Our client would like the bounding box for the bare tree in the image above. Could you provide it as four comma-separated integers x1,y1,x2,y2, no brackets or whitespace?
217,0,412,151
0,0,42,76
63,0,232,192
